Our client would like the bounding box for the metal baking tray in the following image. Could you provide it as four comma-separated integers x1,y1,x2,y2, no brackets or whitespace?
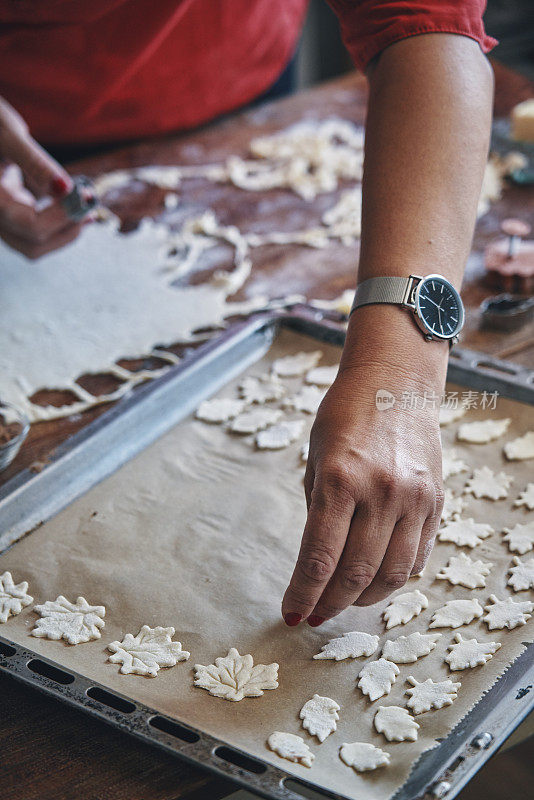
1,307,533,800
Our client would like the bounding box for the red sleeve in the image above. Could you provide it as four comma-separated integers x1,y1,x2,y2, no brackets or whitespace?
326,0,498,72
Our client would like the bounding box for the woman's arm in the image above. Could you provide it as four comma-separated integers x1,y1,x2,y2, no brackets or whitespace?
282,33,493,626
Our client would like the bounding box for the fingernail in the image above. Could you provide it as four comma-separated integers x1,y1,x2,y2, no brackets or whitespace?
283,612,302,627
51,176,70,197
307,615,325,628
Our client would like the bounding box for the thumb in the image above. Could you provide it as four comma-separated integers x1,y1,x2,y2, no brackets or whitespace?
0,98,72,198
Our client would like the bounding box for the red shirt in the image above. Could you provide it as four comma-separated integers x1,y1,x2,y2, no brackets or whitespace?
0,0,496,147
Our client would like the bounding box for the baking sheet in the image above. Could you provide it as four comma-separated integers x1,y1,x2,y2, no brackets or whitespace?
0,327,533,800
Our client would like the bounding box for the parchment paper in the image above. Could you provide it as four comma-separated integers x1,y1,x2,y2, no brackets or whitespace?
1,329,533,800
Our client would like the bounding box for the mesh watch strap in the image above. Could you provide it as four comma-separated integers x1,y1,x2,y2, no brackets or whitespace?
350,276,412,314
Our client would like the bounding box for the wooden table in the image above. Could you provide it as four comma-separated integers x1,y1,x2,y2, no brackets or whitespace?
2,61,533,800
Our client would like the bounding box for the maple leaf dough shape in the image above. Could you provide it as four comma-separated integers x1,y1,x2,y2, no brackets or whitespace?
32,595,105,645
429,598,483,629
515,483,534,510
405,676,461,714
382,632,442,664
194,647,279,701
483,594,533,630
441,489,466,523
239,374,285,404
436,552,493,589
272,350,322,377
504,431,534,461
438,518,493,548
383,589,428,629
268,732,314,768
357,658,400,701
313,630,379,661
195,397,246,423
229,407,282,434
503,522,534,555
439,403,468,426
445,632,501,670
255,420,304,450
299,694,340,742
508,556,534,592
457,418,511,444
306,365,338,386
464,467,513,501
339,742,391,772
283,384,325,414
374,705,419,742
107,625,190,677
441,448,469,481
0,571,33,623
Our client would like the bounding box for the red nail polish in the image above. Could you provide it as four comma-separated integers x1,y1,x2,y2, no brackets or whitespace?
51,176,70,197
307,615,325,627
284,612,302,627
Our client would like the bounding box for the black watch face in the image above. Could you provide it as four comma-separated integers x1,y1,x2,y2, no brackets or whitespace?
416,276,463,339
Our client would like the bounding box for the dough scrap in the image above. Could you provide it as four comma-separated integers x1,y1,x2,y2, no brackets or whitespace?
507,556,534,592
193,647,278,701
300,694,340,742
268,732,314,768
195,397,245,423
0,571,33,623
300,442,309,463
383,589,428,629
256,419,305,450
483,594,533,630
382,632,442,664
464,466,513,500
445,632,501,670
429,598,483,629
438,518,493,548
374,705,419,742
503,521,534,555
441,448,469,481
357,658,400,701
436,552,493,589
441,489,466,523
238,374,285,404
457,418,511,444
514,483,534,510
283,384,325,414
313,630,379,661
439,404,468,426
504,431,534,461
229,407,282,434
107,625,190,677
339,742,390,772
305,365,338,386
32,595,105,645
405,676,461,714
272,351,322,377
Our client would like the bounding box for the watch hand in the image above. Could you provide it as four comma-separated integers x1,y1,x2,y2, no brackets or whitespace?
425,297,441,309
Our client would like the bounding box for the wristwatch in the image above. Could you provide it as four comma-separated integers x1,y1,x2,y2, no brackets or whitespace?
350,274,464,345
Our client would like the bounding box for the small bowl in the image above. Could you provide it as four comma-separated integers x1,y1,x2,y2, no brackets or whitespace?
0,401,30,472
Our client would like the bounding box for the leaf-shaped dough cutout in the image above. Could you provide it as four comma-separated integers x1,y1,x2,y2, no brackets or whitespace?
229,407,282,434
383,589,428,629
441,489,466,523
382,632,442,664
255,420,304,450
445,632,501,670
284,384,325,414
268,732,314,768
464,467,513,500
441,448,469,480
339,742,390,772
504,431,534,461
0,571,33,623
272,351,322,377
300,694,340,742
429,598,483,629
239,374,285,404
503,521,534,555
357,658,399,701
306,365,338,386
514,483,534,510
508,556,534,592
436,552,493,589
457,418,511,443
483,594,533,630
313,630,379,661
32,595,105,644
107,625,190,677
405,676,461,714
195,397,245,423
194,647,279,701
374,706,419,742
439,403,467,426
438,518,493,548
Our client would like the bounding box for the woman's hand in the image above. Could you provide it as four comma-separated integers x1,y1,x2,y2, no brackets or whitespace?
0,97,84,258
282,307,446,626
